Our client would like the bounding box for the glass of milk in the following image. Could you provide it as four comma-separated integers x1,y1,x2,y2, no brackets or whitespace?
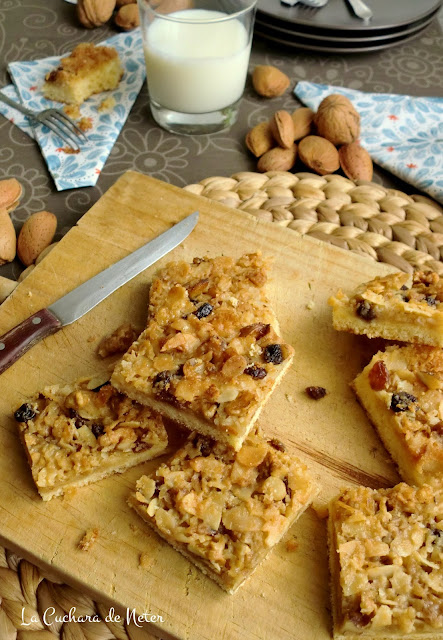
138,0,257,135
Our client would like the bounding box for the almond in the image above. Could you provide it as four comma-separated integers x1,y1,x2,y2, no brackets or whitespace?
270,110,295,149
77,0,116,28
0,208,16,265
0,276,17,303
298,135,340,176
257,145,297,173
245,121,274,157
252,65,290,98
17,211,57,266
339,142,373,182
114,3,140,29
0,178,22,212
291,107,314,140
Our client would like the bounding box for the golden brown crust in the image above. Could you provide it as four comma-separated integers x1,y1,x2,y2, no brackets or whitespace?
130,429,318,593
329,483,443,637
329,271,443,346
15,377,168,500
111,253,294,450
43,43,123,105
353,344,443,487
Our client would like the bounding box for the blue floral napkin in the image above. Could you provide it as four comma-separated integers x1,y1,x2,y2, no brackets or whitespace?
0,30,146,191
294,81,443,204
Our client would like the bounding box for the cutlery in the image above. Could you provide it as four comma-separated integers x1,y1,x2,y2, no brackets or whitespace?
0,92,87,151
281,0,328,7
0,211,199,375
346,0,373,20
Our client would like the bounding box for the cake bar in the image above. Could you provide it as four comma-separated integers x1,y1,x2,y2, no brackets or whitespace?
111,253,294,450
129,429,318,593
43,42,123,105
328,483,443,638
329,271,443,346
353,344,443,487
14,378,168,500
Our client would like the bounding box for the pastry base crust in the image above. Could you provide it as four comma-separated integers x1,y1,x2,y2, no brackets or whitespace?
129,430,318,593
352,344,443,487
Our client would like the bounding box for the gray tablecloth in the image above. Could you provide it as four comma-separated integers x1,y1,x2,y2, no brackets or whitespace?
0,0,442,280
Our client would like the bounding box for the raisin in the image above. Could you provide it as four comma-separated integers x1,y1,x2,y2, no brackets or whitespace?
356,300,376,321
368,360,390,391
425,295,437,307
348,612,373,628
244,364,267,379
390,392,417,412
263,344,283,364
400,284,409,291
14,404,36,422
283,476,292,498
91,423,105,438
270,438,286,452
193,435,213,457
305,386,327,400
239,323,270,339
69,409,86,429
194,303,213,319
153,370,172,392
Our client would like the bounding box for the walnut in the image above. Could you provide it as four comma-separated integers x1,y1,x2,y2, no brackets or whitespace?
314,94,360,146
77,0,116,28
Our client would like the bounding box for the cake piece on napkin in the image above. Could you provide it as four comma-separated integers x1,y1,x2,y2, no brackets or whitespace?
352,344,443,487
42,42,123,105
328,483,443,638
14,377,168,500
111,253,294,450
129,429,318,593
329,271,443,346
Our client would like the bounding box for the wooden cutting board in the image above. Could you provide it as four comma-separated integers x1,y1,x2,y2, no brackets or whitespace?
0,171,400,640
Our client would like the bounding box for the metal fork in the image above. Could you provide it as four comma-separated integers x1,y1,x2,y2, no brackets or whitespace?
0,92,87,151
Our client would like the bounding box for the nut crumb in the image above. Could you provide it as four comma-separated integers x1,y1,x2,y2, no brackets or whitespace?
306,300,315,310
285,537,299,552
285,393,295,404
305,386,327,400
99,96,116,112
87,335,96,343
97,322,138,358
139,553,153,570
78,117,93,132
61,147,80,154
78,527,99,551
64,104,81,119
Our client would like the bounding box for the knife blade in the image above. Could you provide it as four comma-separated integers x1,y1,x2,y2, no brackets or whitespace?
346,0,373,20
0,211,199,375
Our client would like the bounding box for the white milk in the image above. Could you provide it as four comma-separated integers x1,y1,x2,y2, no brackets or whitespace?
144,9,251,114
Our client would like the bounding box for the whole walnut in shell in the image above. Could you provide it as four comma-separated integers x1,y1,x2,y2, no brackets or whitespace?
314,94,360,146
77,0,116,28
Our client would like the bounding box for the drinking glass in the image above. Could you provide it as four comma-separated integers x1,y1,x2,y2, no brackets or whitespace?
138,0,257,135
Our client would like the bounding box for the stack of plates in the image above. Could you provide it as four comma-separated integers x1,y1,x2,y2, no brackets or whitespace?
255,0,442,53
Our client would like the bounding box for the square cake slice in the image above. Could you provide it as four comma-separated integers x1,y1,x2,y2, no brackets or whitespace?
111,253,294,451
328,483,443,639
329,271,443,346
352,344,443,487
14,378,168,501
42,42,123,105
129,430,318,593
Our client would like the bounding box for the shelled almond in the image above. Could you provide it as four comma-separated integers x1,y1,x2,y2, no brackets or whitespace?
245,94,372,180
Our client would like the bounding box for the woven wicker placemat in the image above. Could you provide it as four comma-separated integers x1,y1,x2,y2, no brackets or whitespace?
0,545,158,639
184,171,443,275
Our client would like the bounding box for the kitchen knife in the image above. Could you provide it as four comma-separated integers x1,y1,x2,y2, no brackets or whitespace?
0,211,199,375
346,0,373,20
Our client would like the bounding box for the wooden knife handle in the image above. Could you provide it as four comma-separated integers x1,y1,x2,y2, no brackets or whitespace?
0,309,61,375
